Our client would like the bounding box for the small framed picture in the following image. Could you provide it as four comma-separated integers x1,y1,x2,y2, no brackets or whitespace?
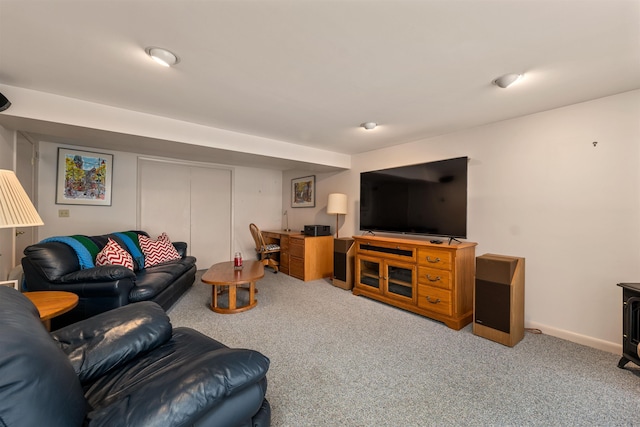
291,175,315,208
56,148,113,206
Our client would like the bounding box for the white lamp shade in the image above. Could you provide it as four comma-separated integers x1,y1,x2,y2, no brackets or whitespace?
327,193,348,215
0,169,44,228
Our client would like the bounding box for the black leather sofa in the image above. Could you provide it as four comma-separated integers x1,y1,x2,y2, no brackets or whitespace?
21,231,197,328
0,286,270,427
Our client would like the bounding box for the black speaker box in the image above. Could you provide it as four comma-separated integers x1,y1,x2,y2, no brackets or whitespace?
332,238,354,290
0,92,11,112
473,254,525,347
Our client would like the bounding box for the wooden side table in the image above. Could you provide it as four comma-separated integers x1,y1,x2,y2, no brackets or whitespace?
24,291,79,331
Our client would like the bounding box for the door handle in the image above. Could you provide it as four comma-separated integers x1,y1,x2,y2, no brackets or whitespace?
15,231,25,236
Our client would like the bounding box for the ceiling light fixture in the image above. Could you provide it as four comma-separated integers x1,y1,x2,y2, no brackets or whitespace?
145,47,179,67
492,73,523,89
361,122,377,130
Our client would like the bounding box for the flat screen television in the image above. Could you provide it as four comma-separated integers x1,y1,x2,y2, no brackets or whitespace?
359,156,468,239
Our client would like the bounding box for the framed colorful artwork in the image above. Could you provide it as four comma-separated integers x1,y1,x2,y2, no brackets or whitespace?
56,148,113,206
291,175,315,208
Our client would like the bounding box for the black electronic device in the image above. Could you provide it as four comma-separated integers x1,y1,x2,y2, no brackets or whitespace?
359,156,468,239
304,224,331,236
0,92,11,112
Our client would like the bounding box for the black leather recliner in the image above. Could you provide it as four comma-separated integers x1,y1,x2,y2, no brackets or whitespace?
0,287,271,427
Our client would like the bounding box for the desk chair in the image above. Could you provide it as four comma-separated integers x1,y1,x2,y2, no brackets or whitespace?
249,223,280,273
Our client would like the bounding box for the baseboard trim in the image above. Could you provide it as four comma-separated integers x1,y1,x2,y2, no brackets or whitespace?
527,321,621,355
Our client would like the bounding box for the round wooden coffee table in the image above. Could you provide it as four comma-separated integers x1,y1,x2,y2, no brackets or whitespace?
23,291,79,331
201,260,265,314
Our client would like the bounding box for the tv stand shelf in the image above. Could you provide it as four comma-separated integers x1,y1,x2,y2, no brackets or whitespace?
352,235,477,330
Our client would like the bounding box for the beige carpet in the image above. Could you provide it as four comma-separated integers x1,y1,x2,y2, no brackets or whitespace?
167,270,640,426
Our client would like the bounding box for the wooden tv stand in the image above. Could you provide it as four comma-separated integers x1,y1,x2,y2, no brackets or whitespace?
352,235,477,330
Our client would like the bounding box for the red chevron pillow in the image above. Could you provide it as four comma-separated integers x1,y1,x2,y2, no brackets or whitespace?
139,233,181,268
95,238,134,270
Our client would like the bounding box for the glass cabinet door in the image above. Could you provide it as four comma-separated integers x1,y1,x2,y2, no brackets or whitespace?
385,261,415,301
357,256,382,292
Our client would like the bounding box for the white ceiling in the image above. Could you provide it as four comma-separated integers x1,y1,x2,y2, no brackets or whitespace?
0,0,638,167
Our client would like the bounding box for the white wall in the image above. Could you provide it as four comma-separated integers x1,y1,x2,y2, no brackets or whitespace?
37,143,137,238
12,90,640,352
333,90,639,353
280,169,352,235
36,141,282,266
234,165,283,258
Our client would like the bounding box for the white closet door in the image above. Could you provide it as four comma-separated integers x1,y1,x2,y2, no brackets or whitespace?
190,166,232,268
138,159,232,269
139,160,191,242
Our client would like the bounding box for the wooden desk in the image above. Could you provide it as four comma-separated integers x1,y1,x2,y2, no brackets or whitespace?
263,230,333,281
24,291,79,331
201,260,265,314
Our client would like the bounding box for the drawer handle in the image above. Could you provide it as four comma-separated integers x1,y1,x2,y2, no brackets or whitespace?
426,274,441,282
426,256,441,263
425,296,441,304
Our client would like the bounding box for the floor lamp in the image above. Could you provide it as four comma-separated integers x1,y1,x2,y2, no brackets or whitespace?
0,169,44,280
327,193,347,238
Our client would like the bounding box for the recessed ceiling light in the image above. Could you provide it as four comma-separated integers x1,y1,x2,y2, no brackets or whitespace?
492,73,523,89
145,47,179,67
361,122,377,130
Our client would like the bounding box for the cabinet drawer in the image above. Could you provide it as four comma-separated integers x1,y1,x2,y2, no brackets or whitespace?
289,238,305,258
417,284,452,316
417,248,452,270
417,266,452,290
280,236,289,251
280,252,289,269
290,257,304,280
357,241,416,262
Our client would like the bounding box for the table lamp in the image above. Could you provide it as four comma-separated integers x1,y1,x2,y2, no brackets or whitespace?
0,169,43,281
0,169,44,228
327,193,347,238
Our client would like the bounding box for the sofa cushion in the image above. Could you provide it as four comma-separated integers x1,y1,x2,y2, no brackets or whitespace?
90,232,145,271
0,287,86,427
95,238,134,270
139,233,181,267
129,256,197,302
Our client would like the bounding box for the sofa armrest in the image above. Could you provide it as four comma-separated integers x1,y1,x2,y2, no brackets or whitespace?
172,241,187,257
59,265,136,283
50,301,171,384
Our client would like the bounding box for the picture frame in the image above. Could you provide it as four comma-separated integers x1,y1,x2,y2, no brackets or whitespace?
56,148,113,206
291,175,316,208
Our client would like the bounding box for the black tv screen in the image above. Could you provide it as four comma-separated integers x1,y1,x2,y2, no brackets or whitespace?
359,156,468,238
